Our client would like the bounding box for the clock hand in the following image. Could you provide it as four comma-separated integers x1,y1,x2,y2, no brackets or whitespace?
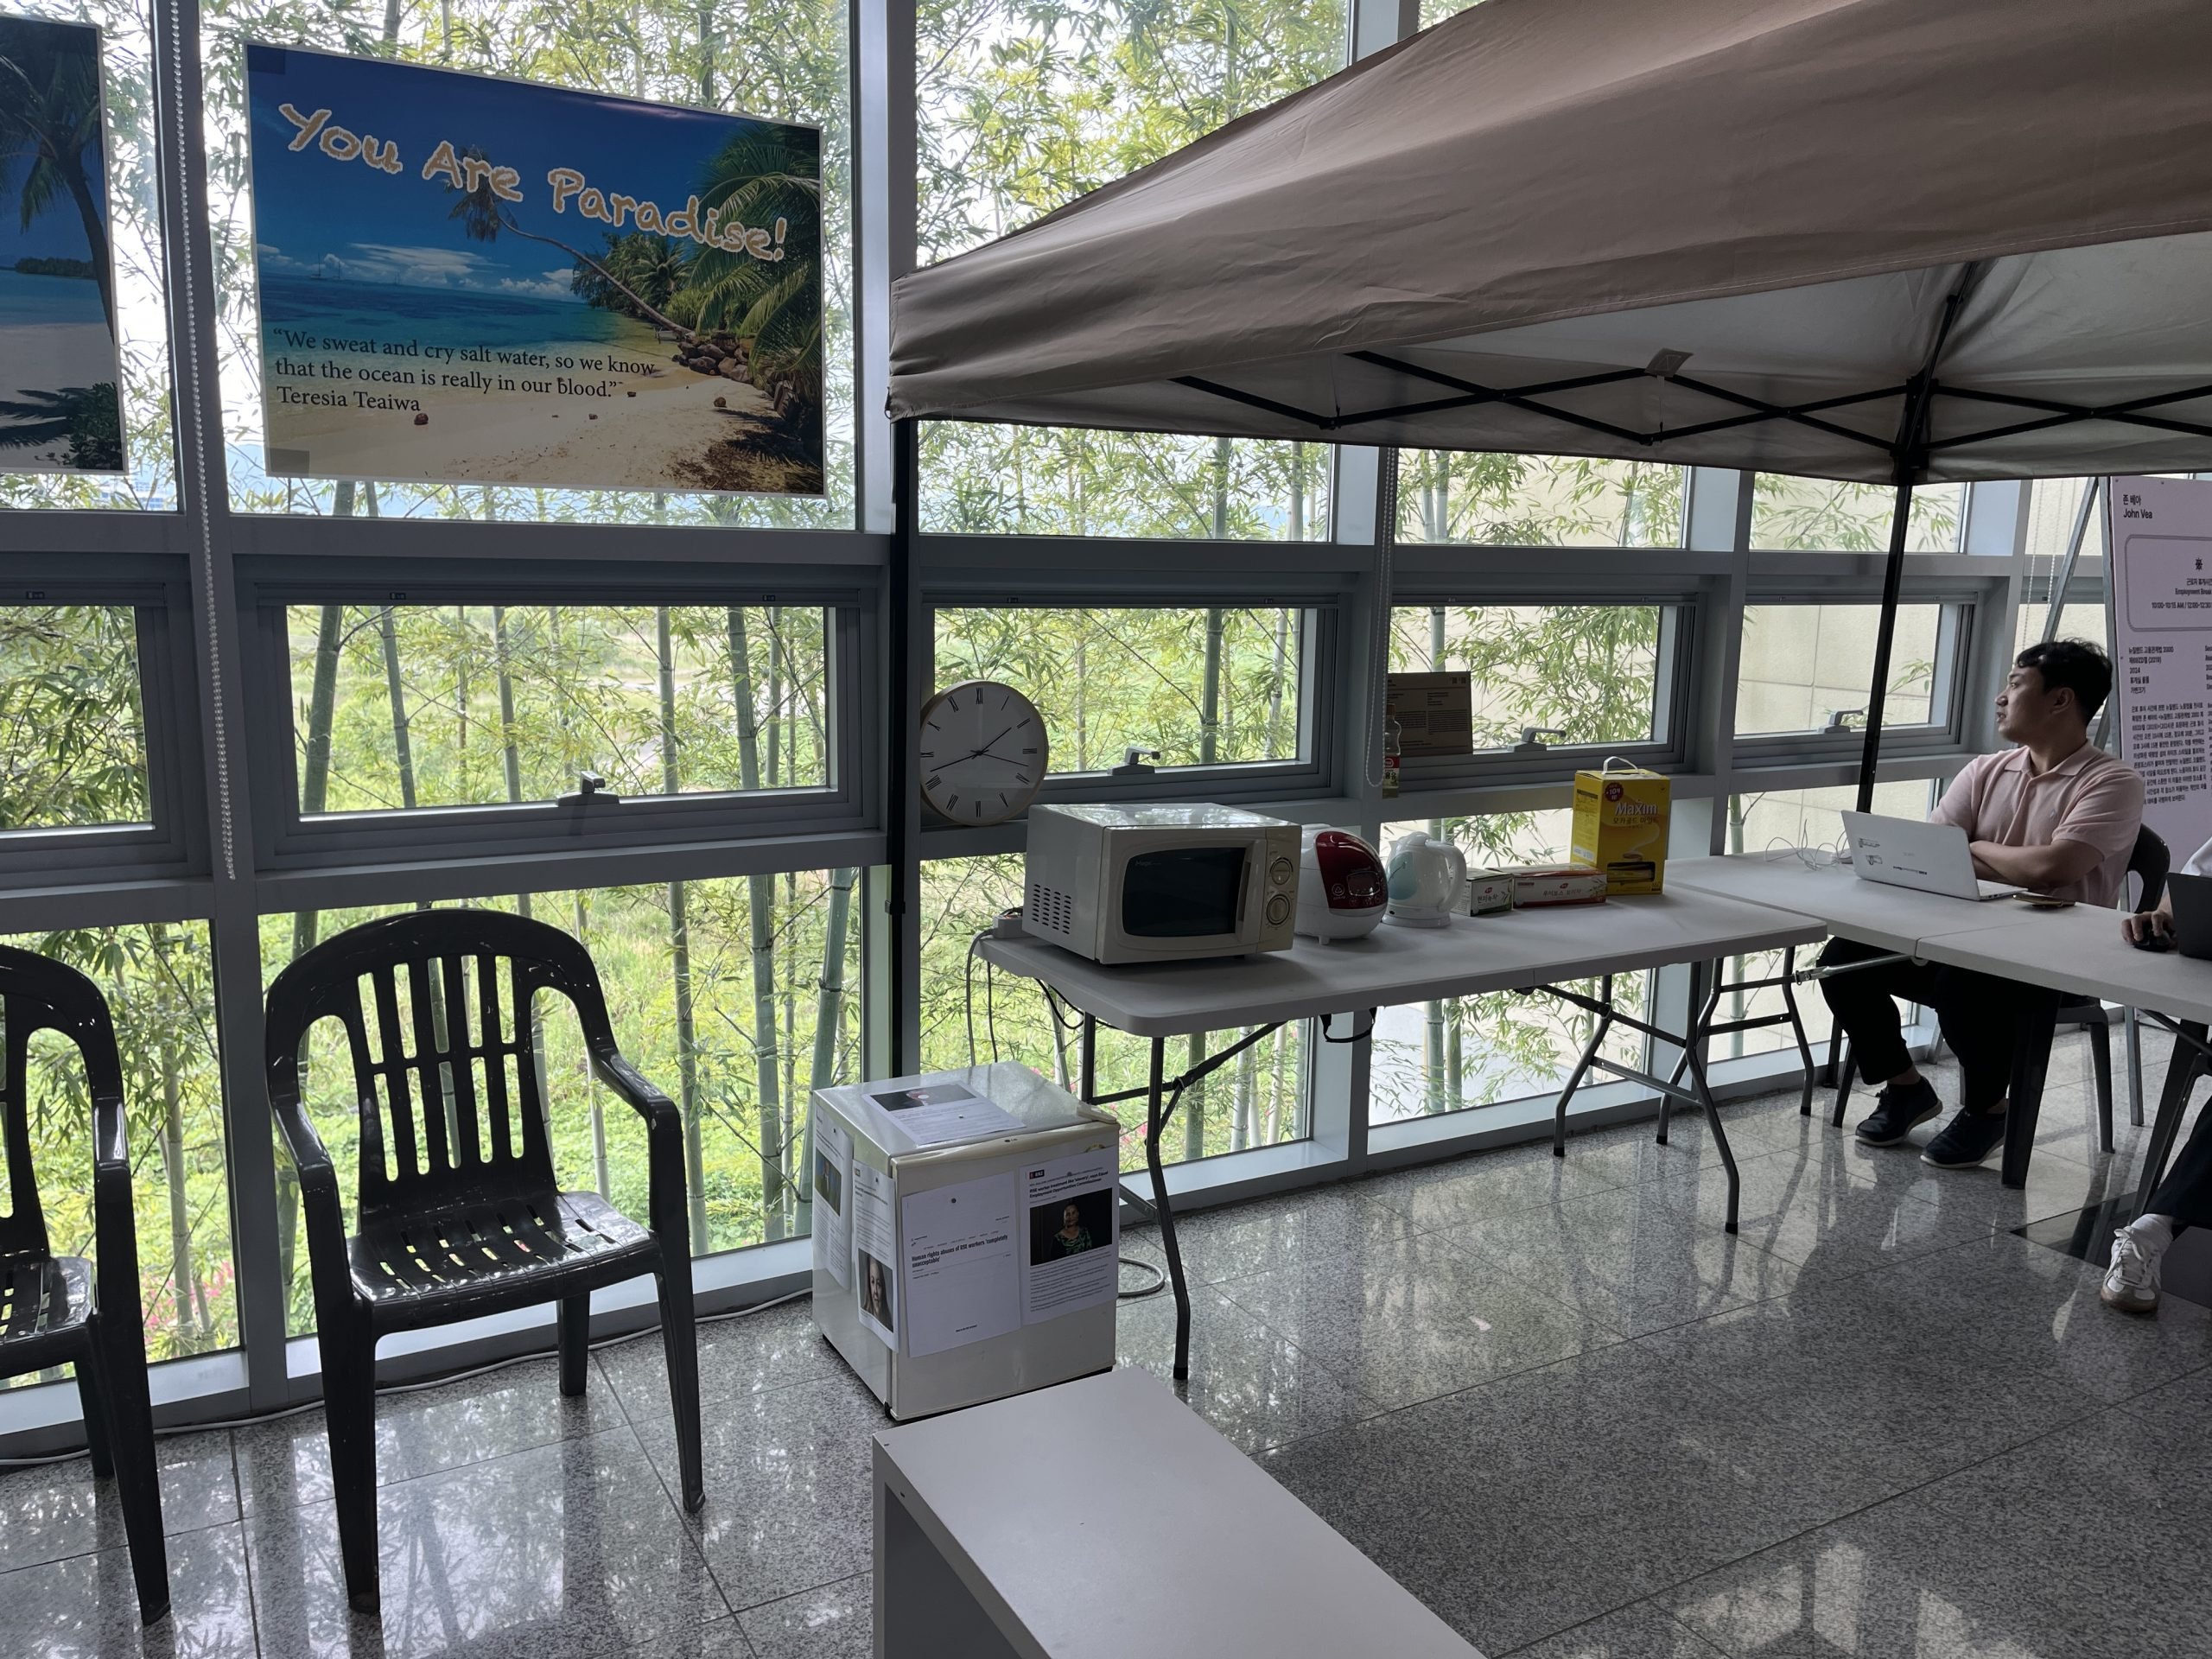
964,724,1016,760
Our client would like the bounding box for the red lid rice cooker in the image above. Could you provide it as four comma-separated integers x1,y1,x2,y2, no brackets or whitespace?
1297,828,1389,942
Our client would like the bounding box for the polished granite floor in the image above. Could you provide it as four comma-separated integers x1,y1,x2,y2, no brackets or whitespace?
6,1030,2209,1659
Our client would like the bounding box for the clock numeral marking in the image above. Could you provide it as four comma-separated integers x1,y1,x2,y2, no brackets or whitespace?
974,801,984,818
947,695,959,711
919,750,935,760
1021,747,1037,755
1017,716,1030,728
1001,691,1012,709
925,721,939,732
925,775,941,791
946,794,959,810
999,792,1009,807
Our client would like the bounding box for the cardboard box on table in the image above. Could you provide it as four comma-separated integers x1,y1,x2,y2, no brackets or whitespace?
810,1061,1122,1421
1571,761,1672,895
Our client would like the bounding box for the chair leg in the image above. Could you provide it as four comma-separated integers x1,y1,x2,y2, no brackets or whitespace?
2090,1020,2115,1154
654,1256,705,1515
322,1315,383,1614
75,1348,114,1480
1832,1038,1855,1129
558,1294,591,1398
95,1314,171,1626
2126,1007,2146,1129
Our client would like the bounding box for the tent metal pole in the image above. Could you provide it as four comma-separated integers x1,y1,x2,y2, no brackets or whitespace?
1857,473,1917,812
887,416,917,1068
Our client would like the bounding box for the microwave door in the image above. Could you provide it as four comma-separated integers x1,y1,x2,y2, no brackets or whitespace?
1117,844,1249,949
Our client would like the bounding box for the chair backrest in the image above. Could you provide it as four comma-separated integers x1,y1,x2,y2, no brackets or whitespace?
0,946,124,1263
2129,825,2171,915
264,909,617,1224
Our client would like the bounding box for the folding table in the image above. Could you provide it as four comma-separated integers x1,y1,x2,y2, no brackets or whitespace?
978,891,1823,1379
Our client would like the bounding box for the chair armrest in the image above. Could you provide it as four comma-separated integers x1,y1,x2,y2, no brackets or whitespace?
588,1046,682,1132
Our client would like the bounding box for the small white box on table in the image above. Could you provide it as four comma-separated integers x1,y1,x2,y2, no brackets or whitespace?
810,1060,1122,1421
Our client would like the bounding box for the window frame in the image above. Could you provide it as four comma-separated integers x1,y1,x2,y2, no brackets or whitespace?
237,558,877,869
0,561,206,888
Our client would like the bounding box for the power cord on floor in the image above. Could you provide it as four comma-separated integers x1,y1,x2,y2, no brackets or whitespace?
0,1287,814,1470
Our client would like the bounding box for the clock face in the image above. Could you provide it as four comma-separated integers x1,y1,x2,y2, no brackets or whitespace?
919,679,1048,825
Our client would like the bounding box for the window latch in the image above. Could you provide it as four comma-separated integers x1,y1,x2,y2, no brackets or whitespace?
1821,708,1866,736
1511,727,1567,756
557,772,616,809
1111,747,1161,777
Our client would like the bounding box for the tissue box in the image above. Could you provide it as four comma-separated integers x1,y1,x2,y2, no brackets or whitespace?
1497,864,1609,907
1571,764,1671,895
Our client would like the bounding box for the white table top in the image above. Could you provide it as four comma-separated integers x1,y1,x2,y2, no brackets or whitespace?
874,1368,1483,1659
1669,853,2212,1025
1664,854,2051,956
977,889,1821,1037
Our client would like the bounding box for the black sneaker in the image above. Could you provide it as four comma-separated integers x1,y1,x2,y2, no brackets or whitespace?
1854,1077,1942,1145
1921,1107,2008,1169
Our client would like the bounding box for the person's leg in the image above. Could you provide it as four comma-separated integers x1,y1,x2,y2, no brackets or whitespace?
1919,968,2028,1169
2106,1094,2212,1311
1818,940,1947,1142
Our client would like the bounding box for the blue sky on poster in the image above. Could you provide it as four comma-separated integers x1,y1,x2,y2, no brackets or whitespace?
0,16,113,264
245,46,816,300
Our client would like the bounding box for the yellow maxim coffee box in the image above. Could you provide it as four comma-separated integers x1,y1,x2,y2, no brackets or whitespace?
1571,760,1671,895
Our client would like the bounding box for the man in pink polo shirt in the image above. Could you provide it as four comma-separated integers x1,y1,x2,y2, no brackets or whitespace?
1821,639,2145,1169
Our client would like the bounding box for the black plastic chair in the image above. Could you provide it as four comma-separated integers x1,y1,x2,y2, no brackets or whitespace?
0,946,168,1625
1833,825,2170,1151
265,909,703,1614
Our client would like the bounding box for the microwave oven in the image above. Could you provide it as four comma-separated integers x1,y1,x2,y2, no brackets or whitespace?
1022,804,1301,964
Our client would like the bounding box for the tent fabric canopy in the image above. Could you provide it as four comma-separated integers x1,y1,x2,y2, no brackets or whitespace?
887,0,2212,485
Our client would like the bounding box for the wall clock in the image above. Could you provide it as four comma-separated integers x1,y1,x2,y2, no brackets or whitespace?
918,679,1048,825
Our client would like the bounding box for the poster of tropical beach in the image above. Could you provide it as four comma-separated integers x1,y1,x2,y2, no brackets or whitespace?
243,45,823,496
0,15,124,476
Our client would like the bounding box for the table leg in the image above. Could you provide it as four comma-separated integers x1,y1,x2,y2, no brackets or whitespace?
1779,946,1817,1118
1144,1039,1192,1382
1552,975,1614,1160
1681,975,1740,1235
2136,1020,2208,1217
2000,995,2060,1190
1079,1015,1097,1103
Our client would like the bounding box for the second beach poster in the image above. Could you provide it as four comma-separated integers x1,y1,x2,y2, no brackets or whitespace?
244,45,823,496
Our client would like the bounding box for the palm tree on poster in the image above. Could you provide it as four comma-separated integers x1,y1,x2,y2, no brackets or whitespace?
441,145,690,336
0,22,115,334
0,384,122,470
679,130,822,419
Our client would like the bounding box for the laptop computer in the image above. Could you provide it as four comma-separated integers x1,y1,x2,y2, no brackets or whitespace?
2164,871,2212,958
1839,811,2030,903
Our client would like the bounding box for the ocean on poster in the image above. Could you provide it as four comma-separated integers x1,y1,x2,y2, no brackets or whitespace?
0,15,126,476
244,44,823,496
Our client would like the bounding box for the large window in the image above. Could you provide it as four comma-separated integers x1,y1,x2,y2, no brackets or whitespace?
0,0,176,512
1,922,232,1381
265,870,861,1331
934,606,1306,773
1389,603,1672,752
199,0,855,528
1750,476,1964,552
1397,451,1685,549
0,606,150,830
913,0,1344,537
920,855,1306,1168
1734,603,1946,737
284,603,831,815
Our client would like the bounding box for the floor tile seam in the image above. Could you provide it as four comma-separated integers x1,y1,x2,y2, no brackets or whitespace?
1489,1594,1731,1659
726,1567,871,1621
2105,1356,2212,1420
603,1417,748,1626
0,1506,252,1583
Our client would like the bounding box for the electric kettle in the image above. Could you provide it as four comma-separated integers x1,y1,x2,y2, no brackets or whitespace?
1384,831,1468,928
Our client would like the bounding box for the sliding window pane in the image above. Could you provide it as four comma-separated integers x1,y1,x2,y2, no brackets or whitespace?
1733,603,1942,736
1396,451,1685,549
1,922,233,1381
1750,476,1963,552
1389,604,1666,749
920,855,1306,1167
935,607,1306,772
266,869,862,1332
288,604,830,814
0,606,149,829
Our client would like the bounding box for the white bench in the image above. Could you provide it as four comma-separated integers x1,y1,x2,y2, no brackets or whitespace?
872,1367,1484,1658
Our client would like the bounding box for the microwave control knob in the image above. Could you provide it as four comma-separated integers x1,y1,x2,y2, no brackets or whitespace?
1270,855,1294,887
1265,892,1292,926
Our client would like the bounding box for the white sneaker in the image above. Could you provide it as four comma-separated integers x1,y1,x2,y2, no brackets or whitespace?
2101,1227,2163,1314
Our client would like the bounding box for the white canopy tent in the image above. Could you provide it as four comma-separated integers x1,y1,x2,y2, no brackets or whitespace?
888,0,2212,803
